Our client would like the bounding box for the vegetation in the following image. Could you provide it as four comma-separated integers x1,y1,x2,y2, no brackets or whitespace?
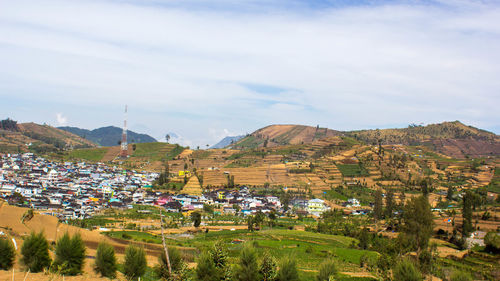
234,245,260,281
0,237,15,270
316,259,337,281
336,164,369,177
94,241,117,278
20,231,52,273
124,245,148,280
52,232,86,275
276,258,299,281
392,259,422,281
155,247,187,280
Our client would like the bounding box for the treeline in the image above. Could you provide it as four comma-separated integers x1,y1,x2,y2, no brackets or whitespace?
0,118,18,131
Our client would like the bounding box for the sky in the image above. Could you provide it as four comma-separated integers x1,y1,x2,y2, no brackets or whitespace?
0,0,499,147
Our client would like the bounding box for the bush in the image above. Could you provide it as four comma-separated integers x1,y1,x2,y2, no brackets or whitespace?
20,232,51,273
316,259,337,281
0,237,15,270
155,247,186,280
94,241,117,278
52,232,86,275
259,253,277,281
393,259,422,281
276,258,299,281
123,245,147,280
484,232,500,254
450,270,473,281
235,245,260,281
195,252,221,281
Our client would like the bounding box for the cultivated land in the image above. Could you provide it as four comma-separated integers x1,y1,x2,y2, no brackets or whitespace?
1,121,500,280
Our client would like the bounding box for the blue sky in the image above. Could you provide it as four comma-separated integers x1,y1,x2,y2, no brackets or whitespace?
0,0,499,147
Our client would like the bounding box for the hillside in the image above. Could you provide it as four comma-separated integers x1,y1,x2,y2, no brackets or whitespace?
0,120,96,153
230,124,342,149
59,126,157,146
210,135,244,149
347,121,500,158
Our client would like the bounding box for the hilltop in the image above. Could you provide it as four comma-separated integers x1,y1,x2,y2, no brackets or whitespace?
210,135,244,149
230,124,342,149
59,126,157,146
228,122,499,158
347,121,499,158
0,119,96,153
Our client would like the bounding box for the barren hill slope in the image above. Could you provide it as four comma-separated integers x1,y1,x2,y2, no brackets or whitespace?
346,121,499,158
231,124,342,149
0,120,96,153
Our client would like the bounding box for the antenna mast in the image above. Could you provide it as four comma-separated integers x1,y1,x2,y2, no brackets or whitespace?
120,105,128,158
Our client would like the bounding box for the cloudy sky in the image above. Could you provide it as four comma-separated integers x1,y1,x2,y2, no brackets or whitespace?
1,0,499,147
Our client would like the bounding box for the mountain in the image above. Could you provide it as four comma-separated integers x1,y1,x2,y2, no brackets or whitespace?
230,124,342,149
229,121,499,158
59,126,157,146
346,121,499,158
0,119,96,153
210,135,244,149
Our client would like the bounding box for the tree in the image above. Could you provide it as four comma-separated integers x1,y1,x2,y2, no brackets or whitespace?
235,245,260,281
166,134,171,143
358,228,370,250
373,189,383,220
393,259,422,281
316,259,337,281
191,212,202,227
385,189,395,218
280,192,290,213
0,237,15,270
52,232,86,275
155,247,186,280
446,186,455,201
484,232,500,254
259,253,277,281
195,241,230,281
276,258,299,281
94,241,117,278
124,245,147,280
400,195,434,254
462,190,474,237
21,232,51,273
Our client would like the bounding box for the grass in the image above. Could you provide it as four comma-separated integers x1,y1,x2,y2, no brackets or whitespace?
105,230,163,244
336,164,369,177
131,142,184,161
65,147,108,162
324,189,349,201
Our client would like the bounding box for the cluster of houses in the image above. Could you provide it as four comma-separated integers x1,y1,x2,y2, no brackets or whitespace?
0,153,331,221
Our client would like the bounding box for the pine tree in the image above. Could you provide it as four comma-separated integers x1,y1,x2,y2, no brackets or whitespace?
316,259,337,281
52,232,86,275
94,241,117,278
21,232,51,273
259,253,277,281
385,189,395,218
276,258,299,281
123,245,147,280
462,190,474,237
374,189,383,220
195,252,221,281
0,237,15,270
155,247,185,280
401,195,434,253
235,245,260,281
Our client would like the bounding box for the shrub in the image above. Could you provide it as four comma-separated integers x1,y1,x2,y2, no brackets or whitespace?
195,252,221,281
316,259,337,281
20,232,51,273
235,245,260,281
155,247,186,280
52,232,86,275
94,241,117,278
259,253,277,281
0,237,15,270
450,270,473,281
393,259,422,281
123,245,147,280
484,232,500,254
276,258,299,281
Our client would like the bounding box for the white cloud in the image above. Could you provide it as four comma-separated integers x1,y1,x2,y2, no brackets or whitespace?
56,113,67,126
0,0,499,146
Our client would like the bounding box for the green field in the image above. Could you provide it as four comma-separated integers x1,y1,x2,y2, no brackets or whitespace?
65,147,108,161
336,164,369,177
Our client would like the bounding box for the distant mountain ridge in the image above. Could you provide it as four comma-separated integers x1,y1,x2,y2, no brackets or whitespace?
0,120,96,153
230,122,499,158
210,135,244,149
59,126,157,146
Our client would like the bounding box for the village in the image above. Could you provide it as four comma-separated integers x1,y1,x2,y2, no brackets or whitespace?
0,153,338,224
